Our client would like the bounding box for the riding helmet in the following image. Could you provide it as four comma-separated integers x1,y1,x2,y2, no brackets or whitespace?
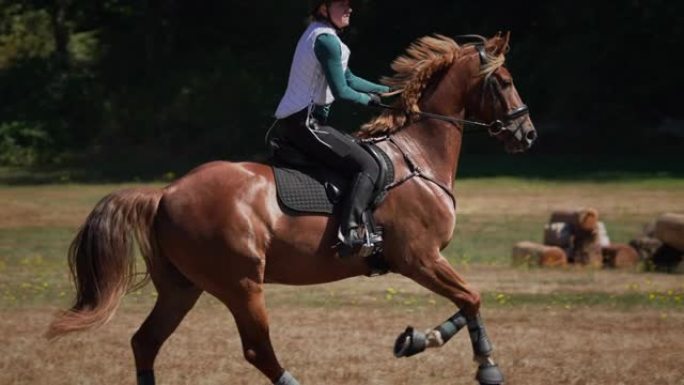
309,0,352,17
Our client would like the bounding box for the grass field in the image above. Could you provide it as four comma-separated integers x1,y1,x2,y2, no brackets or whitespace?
1,176,683,384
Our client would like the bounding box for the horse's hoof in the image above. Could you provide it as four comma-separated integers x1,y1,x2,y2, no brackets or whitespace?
476,362,504,385
393,326,426,358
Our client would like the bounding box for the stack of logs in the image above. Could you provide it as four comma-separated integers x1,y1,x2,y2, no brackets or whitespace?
630,213,684,273
512,208,639,268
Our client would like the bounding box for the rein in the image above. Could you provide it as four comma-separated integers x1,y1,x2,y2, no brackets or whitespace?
375,87,529,136
375,102,502,134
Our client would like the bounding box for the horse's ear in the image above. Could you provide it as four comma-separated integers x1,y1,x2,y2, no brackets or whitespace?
491,31,511,56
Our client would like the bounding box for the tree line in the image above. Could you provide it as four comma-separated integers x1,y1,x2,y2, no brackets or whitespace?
1,0,681,169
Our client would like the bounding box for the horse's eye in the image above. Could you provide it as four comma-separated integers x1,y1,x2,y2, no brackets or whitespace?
500,79,513,88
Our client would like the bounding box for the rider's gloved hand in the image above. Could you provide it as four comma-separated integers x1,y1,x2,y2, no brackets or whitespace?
367,93,382,107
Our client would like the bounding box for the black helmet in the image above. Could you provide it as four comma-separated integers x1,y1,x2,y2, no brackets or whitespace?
310,0,352,17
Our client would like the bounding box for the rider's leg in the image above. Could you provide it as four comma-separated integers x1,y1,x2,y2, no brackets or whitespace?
337,171,380,249
305,125,381,252
337,172,375,235
277,115,381,253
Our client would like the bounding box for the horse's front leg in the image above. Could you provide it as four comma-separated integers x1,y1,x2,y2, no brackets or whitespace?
393,251,504,385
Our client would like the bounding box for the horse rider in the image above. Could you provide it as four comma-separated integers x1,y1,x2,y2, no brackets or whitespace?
272,0,389,257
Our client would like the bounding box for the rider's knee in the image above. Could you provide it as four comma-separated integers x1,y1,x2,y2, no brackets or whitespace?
365,161,380,181
344,146,380,179
358,153,380,179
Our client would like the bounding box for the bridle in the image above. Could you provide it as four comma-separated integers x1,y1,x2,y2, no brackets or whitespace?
376,45,530,138
477,46,531,142
367,41,533,209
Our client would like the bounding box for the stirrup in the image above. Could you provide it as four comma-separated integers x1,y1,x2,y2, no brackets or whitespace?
336,227,382,258
359,229,382,258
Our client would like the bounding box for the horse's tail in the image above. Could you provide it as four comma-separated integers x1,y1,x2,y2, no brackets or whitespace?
46,188,163,340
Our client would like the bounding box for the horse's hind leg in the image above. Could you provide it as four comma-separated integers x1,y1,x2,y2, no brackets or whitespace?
221,286,300,385
395,251,504,385
131,260,202,385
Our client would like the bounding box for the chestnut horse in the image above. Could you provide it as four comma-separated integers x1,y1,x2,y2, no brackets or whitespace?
47,33,535,385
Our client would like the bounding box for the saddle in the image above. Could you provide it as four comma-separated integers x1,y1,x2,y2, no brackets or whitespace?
268,129,394,271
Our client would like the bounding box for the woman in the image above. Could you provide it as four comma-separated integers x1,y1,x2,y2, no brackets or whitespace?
273,0,389,257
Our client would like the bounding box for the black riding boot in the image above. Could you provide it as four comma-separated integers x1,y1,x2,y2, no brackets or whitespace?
337,172,379,257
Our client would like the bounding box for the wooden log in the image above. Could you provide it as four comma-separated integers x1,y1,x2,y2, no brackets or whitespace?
549,208,599,232
654,213,684,252
540,248,568,267
543,222,572,248
512,241,567,267
602,244,639,269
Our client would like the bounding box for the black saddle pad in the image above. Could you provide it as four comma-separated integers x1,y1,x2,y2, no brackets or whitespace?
271,143,394,215
273,167,346,215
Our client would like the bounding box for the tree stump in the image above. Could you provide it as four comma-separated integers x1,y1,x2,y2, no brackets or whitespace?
602,244,639,268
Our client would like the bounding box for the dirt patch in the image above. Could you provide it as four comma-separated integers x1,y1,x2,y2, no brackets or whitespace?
3,304,683,385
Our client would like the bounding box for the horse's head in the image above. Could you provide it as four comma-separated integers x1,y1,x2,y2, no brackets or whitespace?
463,32,536,153
361,32,536,154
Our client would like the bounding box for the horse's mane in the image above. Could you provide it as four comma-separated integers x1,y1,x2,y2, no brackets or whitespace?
360,34,505,137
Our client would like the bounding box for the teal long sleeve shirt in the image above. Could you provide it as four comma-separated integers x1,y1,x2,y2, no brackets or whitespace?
312,33,389,121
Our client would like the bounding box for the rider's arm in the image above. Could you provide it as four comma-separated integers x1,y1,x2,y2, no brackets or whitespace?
314,33,373,105
345,69,389,94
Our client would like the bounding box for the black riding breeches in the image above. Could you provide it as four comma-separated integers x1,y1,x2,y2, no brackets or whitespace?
274,110,380,182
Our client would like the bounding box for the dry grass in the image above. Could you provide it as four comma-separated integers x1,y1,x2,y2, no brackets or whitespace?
1,179,680,228
1,178,684,384
454,180,683,218
2,299,684,385
2,269,684,385
0,183,161,228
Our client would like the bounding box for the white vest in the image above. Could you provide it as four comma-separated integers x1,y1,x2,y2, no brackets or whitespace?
275,22,350,119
